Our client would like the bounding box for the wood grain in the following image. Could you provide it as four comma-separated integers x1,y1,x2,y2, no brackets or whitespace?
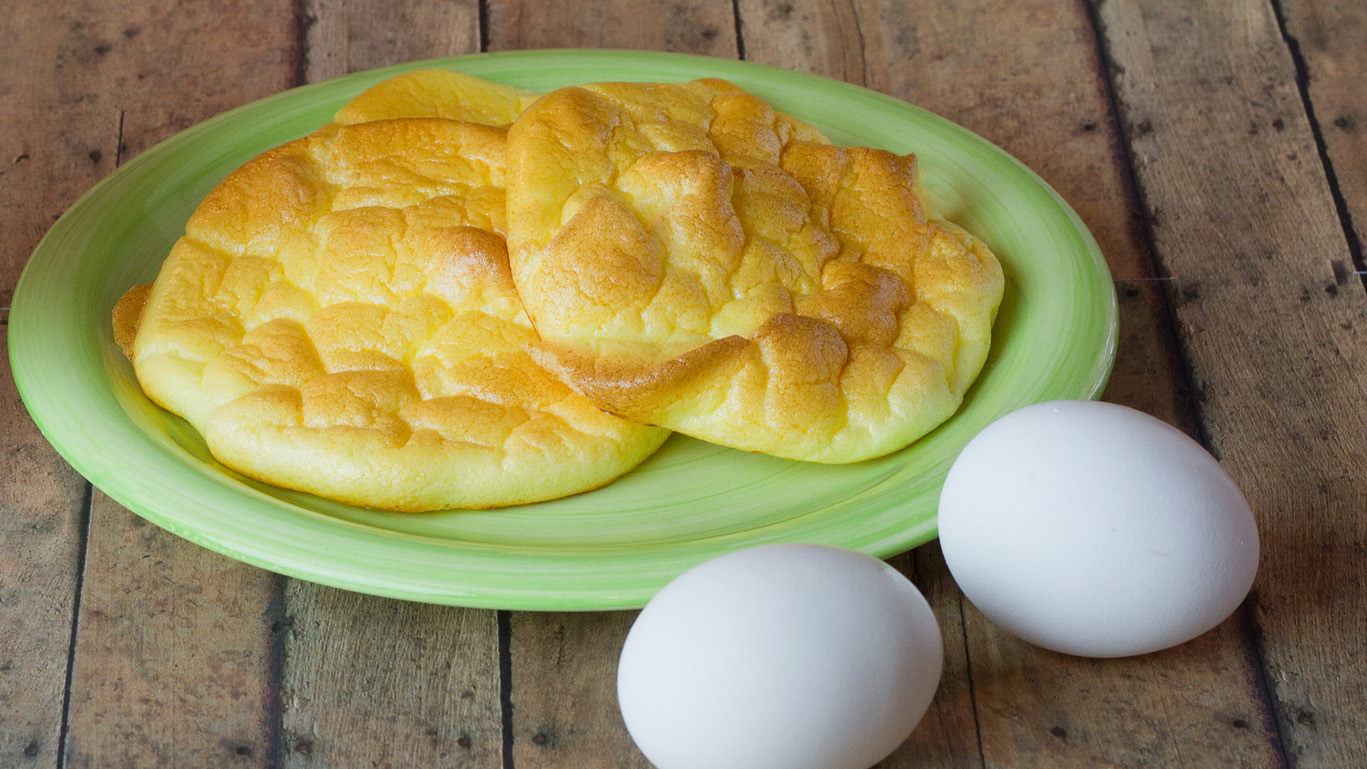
304,0,480,82
484,0,738,55
1,1,291,767
509,612,647,769
108,1,298,162
270,5,506,768
0,329,84,769
44,1,296,767
277,584,503,768
64,497,282,768
1095,0,1367,764
0,4,113,762
0,341,87,769
1279,0,1367,274
739,0,1283,765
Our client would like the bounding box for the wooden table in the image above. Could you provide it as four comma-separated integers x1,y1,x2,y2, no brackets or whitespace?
3,0,1364,766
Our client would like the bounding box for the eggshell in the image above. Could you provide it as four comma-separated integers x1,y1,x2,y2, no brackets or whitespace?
617,544,942,769
938,400,1259,657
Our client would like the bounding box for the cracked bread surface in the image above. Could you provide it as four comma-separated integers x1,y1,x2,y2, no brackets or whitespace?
504,78,1005,463
123,116,667,511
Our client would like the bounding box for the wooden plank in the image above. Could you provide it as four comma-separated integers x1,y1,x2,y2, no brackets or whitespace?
1,338,87,769
0,333,84,769
1095,0,1367,765
109,3,299,162
1278,0,1367,287
484,0,738,55
508,612,647,768
64,497,283,768
277,584,504,767
50,1,297,766
0,6,118,765
740,0,1284,766
0,1,266,766
485,2,741,766
272,5,504,768
304,1,480,82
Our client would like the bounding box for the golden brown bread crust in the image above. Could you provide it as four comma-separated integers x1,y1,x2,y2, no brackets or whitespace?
112,282,150,359
334,68,538,127
505,79,1004,462
127,117,667,510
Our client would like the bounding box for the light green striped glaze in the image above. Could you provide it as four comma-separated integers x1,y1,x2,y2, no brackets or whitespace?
9,50,1116,610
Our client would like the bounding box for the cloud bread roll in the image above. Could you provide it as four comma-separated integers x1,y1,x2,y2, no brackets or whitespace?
125,117,667,510
335,68,539,127
505,79,1004,463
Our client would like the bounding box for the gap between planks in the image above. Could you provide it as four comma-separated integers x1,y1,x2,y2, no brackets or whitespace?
956,592,989,769
54,485,93,769
1268,0,1367,295
730,0,747,60
498,610,515,769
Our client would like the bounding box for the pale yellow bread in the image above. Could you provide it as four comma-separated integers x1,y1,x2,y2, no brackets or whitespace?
125,117,667,510
505,79,1005,463
335,68,538,127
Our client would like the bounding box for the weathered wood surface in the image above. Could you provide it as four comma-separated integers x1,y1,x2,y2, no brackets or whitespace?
484,0,738,55
1,1,291,766
64,497,282,768
508,611,645,769
2,0,1365,766
278,585,503,768
1096,1,1367,767
1279,0,1367,273
0,338,84,769
0,3,117,766
304,0,481,82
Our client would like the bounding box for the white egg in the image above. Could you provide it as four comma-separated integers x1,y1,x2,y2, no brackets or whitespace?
938,400,1259,657
617,544,943,769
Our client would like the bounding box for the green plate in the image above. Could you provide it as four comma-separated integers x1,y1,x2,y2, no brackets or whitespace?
9,50,1116,610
